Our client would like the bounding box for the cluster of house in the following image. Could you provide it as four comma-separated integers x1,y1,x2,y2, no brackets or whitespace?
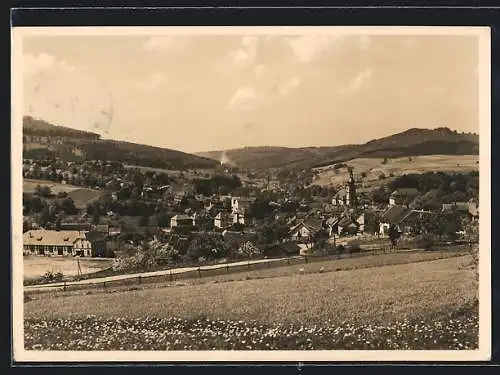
23,169,480,258
168,195,257,230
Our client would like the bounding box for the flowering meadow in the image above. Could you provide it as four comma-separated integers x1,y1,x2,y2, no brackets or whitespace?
23,255,479,351
25,305,478,351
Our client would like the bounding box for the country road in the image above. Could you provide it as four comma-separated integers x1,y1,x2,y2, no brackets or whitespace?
24,256,301,292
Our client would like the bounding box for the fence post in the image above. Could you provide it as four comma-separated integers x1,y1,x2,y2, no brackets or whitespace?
247,261,250,270
287,258,291,265
198,267,202,278
305,255,309,264
103,281,106,288
138,276,142,285
63,281,67,291
169,270,173,282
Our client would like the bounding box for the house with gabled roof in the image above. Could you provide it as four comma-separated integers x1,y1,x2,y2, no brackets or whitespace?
287,218,324,246
378,205,433,236
23,229,92,257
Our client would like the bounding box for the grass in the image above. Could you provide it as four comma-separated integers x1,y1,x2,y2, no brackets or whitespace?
24,247,467,294
23,179,82,194
312,155,479,187
23,256,113,281
25,255,476,324
24,254,478,350
23,178,104,208
24,255,478,350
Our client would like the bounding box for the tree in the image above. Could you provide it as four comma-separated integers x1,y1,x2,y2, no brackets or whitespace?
186,232,226,261
35,185,52,197
249,198,273,220
372,186,390,204
255,219,289,246
92,210,100,225
388,224,401,248
139,214,150,227
38,205,55,228
60,197,77,215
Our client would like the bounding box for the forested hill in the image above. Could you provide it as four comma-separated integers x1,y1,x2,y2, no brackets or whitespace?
23,116,220,170
197,127,479,171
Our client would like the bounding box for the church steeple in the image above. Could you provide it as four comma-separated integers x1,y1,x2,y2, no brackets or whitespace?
346,167,357,207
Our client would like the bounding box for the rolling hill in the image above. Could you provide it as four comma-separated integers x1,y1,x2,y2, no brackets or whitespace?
197,127,479,171
22,116,220,170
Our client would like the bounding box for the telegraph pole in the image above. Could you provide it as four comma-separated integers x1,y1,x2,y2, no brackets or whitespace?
76,256,82,277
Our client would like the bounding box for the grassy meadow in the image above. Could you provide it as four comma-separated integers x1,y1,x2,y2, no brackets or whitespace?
312,155,479,187
24,254,478,350
23,179,103,209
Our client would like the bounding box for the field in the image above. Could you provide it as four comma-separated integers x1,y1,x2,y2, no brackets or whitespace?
311,155,479,187
24,254,478,350
24,256,113,280
23,179,103,209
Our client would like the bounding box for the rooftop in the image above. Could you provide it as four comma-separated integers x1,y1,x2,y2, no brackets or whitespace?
24,229,86,246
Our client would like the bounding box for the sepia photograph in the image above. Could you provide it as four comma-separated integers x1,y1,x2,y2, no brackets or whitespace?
11,26,491,362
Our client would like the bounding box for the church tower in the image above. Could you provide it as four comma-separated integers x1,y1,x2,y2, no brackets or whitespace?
346,167,357,207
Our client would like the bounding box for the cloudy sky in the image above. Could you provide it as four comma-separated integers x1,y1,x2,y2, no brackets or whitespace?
21,31,479,153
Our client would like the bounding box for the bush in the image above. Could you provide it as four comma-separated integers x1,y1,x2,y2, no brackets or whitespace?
41,270,64,283
415,234,434,250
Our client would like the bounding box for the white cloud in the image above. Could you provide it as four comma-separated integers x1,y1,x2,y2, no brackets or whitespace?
254,64,266,78
228,86,257,111
143,36,191,53
339,68,373,94
287,35,343,63
217,36,259,72
136,71,169,90
277,77,301,96
23,53,87,77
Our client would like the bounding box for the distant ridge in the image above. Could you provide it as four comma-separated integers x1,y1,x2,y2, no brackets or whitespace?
197,127,479,171
22,116,220,170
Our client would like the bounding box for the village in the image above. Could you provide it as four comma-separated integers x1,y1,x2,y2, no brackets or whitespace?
22,153,480,274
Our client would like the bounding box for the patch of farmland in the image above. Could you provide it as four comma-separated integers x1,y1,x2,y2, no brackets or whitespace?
66,188,103,209
24,256,113,280
311,155,479,187
23,179,82,194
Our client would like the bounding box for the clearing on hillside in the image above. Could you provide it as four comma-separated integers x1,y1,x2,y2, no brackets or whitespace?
23,179,104,209
311,154,479,187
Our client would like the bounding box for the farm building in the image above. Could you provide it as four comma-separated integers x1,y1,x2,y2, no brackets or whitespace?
378,205,433,236
23,229,95,257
